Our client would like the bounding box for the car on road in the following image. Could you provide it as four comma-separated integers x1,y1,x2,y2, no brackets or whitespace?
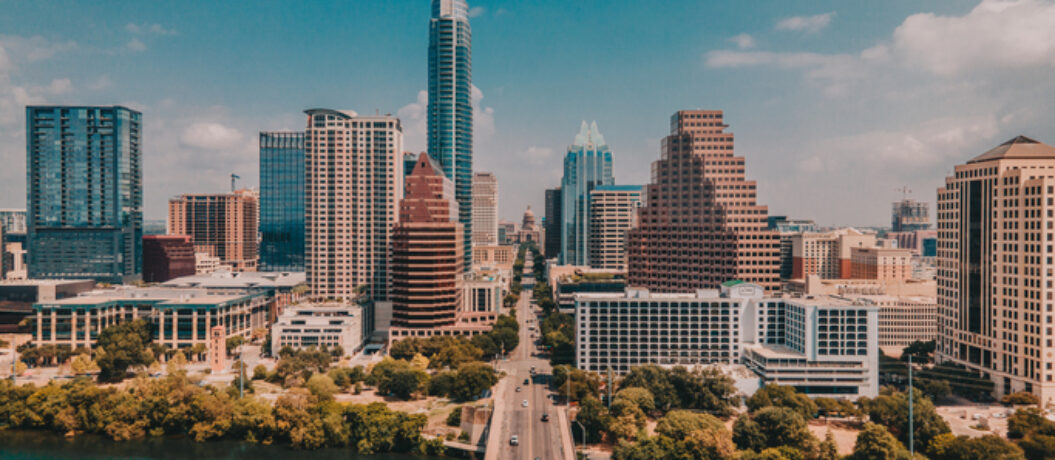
541,413,550,422
510,435,519,446
516,386,522,392
524,378,530,385
522,400,529,407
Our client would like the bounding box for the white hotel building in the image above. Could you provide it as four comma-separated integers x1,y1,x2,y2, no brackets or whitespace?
575,282,879,398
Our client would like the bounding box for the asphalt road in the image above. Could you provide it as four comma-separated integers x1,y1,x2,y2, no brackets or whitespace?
491,256,568,460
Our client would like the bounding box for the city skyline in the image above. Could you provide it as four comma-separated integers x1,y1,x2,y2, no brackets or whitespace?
3,1,1053,226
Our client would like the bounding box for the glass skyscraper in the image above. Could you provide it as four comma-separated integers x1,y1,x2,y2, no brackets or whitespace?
560,121,614,265
428,0,473,271
259,132,305,272
26,106,142,283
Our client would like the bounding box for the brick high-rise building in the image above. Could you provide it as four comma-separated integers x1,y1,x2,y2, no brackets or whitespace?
471,172,498,245
305,109,403,301
790,228,876,280
627,110,779,292
937,136,1055,401
142,235,196,283
588,185,643,271
850,247,912,281
391,153,463,332
168,189,258,272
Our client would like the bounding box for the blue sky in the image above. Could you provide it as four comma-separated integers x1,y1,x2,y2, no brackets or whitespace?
2,0,1054,225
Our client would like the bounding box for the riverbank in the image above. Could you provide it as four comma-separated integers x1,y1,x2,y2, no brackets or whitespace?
0,430,444,460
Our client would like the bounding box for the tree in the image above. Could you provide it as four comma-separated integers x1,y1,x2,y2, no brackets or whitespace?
552,365,601,402
864,390,949,453
449,362,497,401
934,435,1025,460
733,407,816,453
225,336,246,354
1018,433,1055,460
252,364,268,380
574,396,611,442
654,409,724,440
305,374,339,401
747,385,818,419
69,353,100,375
902,340,936,364
1008,408,1055,439
489,327,519,354
850,423,911,460
470,334,499,358
614,387,656,416
384,369,426,399
818,430,839,460
166,350,188,375
815,397,861,418
679,427,737,460
611,435,677,460
1003,392,1041,406
95,319,154,381
446,407,461,427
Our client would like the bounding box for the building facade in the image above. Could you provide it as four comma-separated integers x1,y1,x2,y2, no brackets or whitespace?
560,121,614,265
850,247,912,281
498,220,516,245
390,153,464,332
576,284,879,398
428,0,473,271
892,198,930,232
0,209,27,234
304,109,403,301
587,185,642,271
472,245,516,271
790,228,876,280
271,303,363,356
26,106,142,284
471,172,498,245
544,187,562,258
936,136,1055,402
627,110,780,293
168,189,259,272
33,287,267,350
259,131,305,272
142,235,196,283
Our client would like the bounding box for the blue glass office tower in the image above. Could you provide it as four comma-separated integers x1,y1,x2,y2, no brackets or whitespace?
26,106,142,283
560,121,614,265
259,132,305,272
428,0,473,271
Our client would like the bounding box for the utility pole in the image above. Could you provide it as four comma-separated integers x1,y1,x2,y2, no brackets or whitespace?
908,354,914,456
606,367,613,409
574,420,586,458
239,344,244,398
9,342,15,384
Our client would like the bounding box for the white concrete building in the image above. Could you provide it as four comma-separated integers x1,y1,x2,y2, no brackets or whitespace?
575,282,879,398
271,303,363,356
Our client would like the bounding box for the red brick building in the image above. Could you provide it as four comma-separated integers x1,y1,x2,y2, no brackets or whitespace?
627,110,780,293
142,235,196,283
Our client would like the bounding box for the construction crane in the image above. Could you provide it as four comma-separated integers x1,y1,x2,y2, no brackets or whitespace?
896,186,911,200
231,173,241,192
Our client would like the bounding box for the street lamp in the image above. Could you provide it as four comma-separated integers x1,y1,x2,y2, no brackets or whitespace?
908,354,914,456
574,420,587,459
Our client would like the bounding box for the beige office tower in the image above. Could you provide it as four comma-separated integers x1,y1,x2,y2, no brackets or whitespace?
472,172,499,246
588,185,643,271
937,136,1055,402
627,110,780,292
304,109,403,301
790,228,877,280
167,189,259,271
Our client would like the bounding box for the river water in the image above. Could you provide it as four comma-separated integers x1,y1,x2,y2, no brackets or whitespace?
0,430,446,460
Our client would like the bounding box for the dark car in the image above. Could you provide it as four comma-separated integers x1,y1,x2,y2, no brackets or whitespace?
541,413,550,422
524,378,530,385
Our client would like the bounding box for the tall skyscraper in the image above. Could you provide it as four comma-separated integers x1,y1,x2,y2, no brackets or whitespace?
304,109,403,301
167,189,259,271
937,136,1055,402
627,110,780,292
428,0,473,271
471,172,498,245
588,185,643,271
390,153,463,333
560,121,614,265
892,198,931,232
544,187,562,258
26,106,142,283
259,132,305,272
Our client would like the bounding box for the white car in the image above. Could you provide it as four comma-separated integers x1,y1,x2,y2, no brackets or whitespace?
522,400,529,407
510,435,519,446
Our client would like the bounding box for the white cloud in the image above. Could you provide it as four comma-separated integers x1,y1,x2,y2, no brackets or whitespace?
468,6,486,18
126,38,146,52
729,33,755,49
87,75,113,90
125,23,141,34
47,78,72,95
892,0,1055,76
127,23,178,36
776,12,835,33
472,84,496,145
149,24,178,35
522,146,554,166
180,122,246,151
397,90,428,153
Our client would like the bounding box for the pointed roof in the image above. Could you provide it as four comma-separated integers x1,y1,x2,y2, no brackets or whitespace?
410,152,445,177
572,120,607,148
968,136,1055,164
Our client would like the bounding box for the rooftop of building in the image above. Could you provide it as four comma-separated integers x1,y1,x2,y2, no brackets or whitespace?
0,279,95,287
969,135,1055,164
592,185,644,192
162,270,306,289
278,302,361,317
742,344,807,360
35,286,254,307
